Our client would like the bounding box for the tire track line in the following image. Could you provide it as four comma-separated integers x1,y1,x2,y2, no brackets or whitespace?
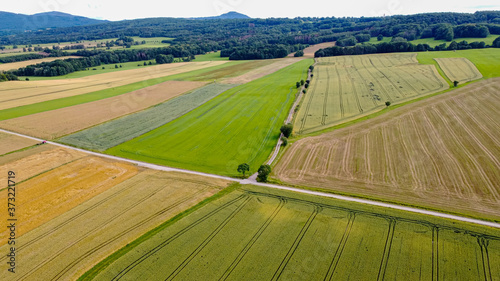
323,212,355,281
322,68,330,125
408,114,448,193
377,219,396,281
477,237,493,281
432,227,439,281
271,205,321,281
219,197,287,281
164,197,251,281
419,110,474,197
49,187,218,281
431,105,500,200
110,194,248,281
396,117,423,191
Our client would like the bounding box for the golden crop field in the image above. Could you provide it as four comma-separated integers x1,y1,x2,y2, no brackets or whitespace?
296,53,449,134
0,56,81,71
0,61,226,110
0,156,138,245
0,145,87,187
0,131,39,155
0,169,230,280
275,78,500,219
435,57,483,83
0,80,206,139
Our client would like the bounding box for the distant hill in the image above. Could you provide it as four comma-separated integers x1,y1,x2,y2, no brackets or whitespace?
192,11,251,20
0,11,105,34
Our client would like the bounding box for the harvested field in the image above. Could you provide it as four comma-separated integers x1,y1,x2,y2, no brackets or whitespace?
0,131,39,155
0,61,226,110
59,83,237,151
0,56,80,71
296,53,449,134
0,80,206,139
0,170,230,280
0,156,138,245
221,58,303,84
276,78,500,220
435,57,483,83
300,42,336,57
87,185,500,281
0,145,87,187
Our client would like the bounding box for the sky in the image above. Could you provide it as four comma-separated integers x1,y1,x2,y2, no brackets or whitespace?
2,0,500,20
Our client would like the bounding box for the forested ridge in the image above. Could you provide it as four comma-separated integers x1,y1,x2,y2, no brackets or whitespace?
2,11,500,79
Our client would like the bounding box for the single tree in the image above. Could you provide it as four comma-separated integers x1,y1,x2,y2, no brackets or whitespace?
300,79,305,85
302,89,306,94
237,163,250,177
294,50,304,57
304,83,309,89
281,136,288,147
257,165,271,182
385,101,391,107
280,124,293,138
296,82,301,88
309,65,315,71
453,80,459,87
377,34,384,41
493,36,500,48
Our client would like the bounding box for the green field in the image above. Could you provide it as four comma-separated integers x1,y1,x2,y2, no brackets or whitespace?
107,59,313,176
83,185,500,281
18,60,158,81
409,34,498,47
366,35,498,47
59,83,238,151
192,51,229,62
295,53,448,134
417,48,500,79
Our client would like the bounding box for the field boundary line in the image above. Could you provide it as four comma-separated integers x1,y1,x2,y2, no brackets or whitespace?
1,128,500,229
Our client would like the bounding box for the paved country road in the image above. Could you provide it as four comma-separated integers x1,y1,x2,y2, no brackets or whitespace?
1,128,499,229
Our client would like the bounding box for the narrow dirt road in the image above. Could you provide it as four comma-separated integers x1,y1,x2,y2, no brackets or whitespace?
1,128,499,229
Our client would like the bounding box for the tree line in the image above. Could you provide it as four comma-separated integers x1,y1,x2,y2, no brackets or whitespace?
10,45,205,77
315,36,500,57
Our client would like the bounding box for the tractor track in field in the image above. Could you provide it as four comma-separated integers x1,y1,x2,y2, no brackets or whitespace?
324,212,356,281
110,194,248,280
48,187,213,281
219,197,286,281
271,204,321,281
1,128,499,232
377,218,396,281
165,197,251,281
